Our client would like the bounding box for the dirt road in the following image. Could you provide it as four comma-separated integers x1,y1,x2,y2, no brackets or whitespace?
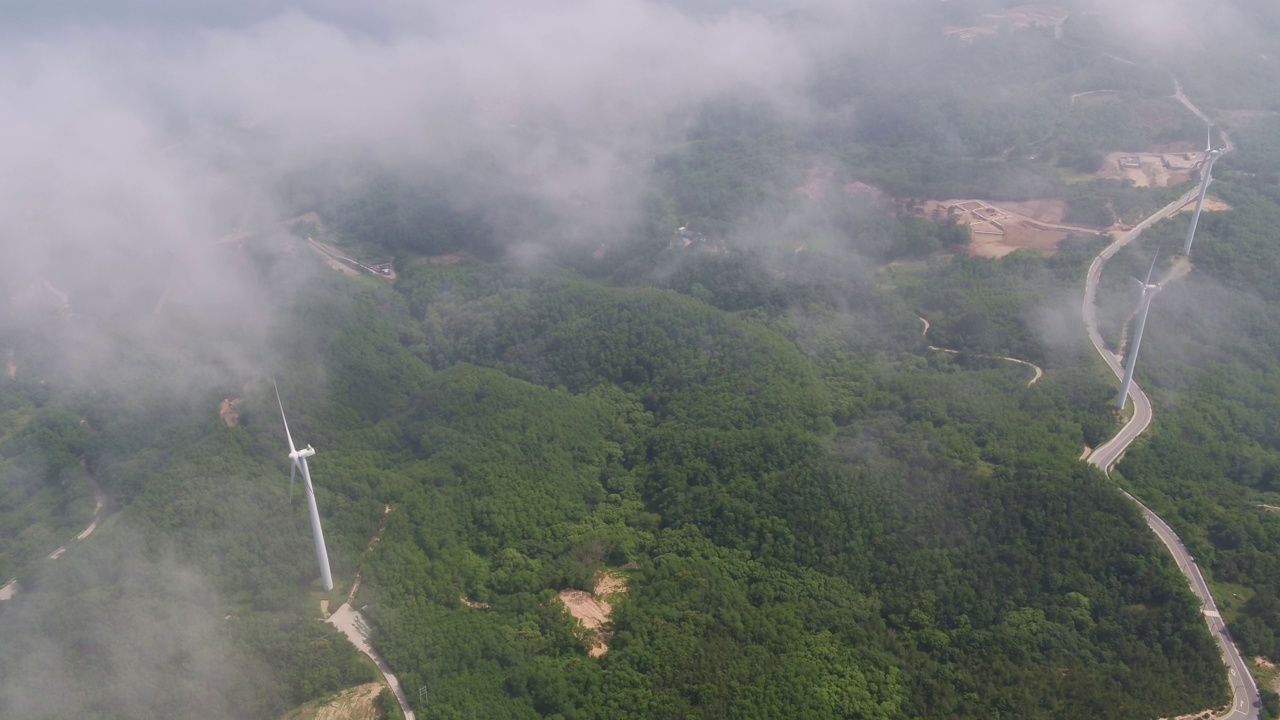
326,604,415,720
919,316,1044,387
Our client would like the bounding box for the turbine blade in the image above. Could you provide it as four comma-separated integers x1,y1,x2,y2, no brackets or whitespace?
1144,251,1159,285
274,379,299,455
297,456,334,592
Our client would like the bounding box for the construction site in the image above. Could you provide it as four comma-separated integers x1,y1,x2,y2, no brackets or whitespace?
920,198,1101,258
1097,151,1202,187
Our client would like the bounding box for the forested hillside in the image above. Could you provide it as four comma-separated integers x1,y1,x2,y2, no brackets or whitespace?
3,0,1279,718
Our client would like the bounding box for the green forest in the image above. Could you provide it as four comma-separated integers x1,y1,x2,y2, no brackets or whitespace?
4,1,1280,719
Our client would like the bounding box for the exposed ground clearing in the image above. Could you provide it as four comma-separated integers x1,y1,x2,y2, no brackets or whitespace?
1176,195,1232,214
278,681,384,720
919,199,1071,258
1096,151,1198,188
558,571,628,658
998,199,1067,224
220,398,242,427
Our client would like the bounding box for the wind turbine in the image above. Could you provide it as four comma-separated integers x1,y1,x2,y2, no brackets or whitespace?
1183,124,1222,255
274,381,334,592
1116,253,1163,410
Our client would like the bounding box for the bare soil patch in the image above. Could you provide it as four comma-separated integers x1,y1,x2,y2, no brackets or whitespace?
1097,152,1199,188
998,199,1067,225
278,682,384,720
1176,195,1232,215
220,398,242,427
558,571,629,658
920,199,1069,258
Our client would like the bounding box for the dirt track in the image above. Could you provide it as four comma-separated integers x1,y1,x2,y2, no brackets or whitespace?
919,316,1043,388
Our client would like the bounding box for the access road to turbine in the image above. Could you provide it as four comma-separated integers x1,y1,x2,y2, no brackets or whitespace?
1081,176,1260,720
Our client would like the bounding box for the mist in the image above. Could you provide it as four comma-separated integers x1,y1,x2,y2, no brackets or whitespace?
2,1,1275,717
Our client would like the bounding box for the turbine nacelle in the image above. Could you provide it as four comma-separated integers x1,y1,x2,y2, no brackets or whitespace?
290,445,316,461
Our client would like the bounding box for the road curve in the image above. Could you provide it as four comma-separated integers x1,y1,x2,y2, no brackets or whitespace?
1080,186,1197,472
1081,174,1259,717
918,316,1044,387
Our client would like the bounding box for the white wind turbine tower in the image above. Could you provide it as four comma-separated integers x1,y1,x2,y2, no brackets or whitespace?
1183,124,1222,256
275,381,334,592
1116,253,1163,410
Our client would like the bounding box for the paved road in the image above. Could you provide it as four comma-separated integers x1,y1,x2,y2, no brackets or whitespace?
1122,491,1260,719
1081,182,1260,718
1080,187,1197,472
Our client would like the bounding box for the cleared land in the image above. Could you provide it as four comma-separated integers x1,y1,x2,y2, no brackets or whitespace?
920,199,1072,258
219,398,242,427
558,572,628,658
1097,151,1199,188
1176,195,1233,215
277,682,384,720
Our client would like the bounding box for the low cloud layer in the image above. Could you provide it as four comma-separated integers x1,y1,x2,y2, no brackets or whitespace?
0,0,825,390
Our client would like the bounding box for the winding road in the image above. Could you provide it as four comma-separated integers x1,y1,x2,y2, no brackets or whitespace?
919,316,1044,387
1080,91,1259,718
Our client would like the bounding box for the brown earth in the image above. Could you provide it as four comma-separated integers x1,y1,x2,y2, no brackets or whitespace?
970,224,1068,259
220,398,242,427
1097,152,1199,188
278,682,384,720
558,571,629,658
1176,195,1232,214
920,199,1069,258
998,199,1067,224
